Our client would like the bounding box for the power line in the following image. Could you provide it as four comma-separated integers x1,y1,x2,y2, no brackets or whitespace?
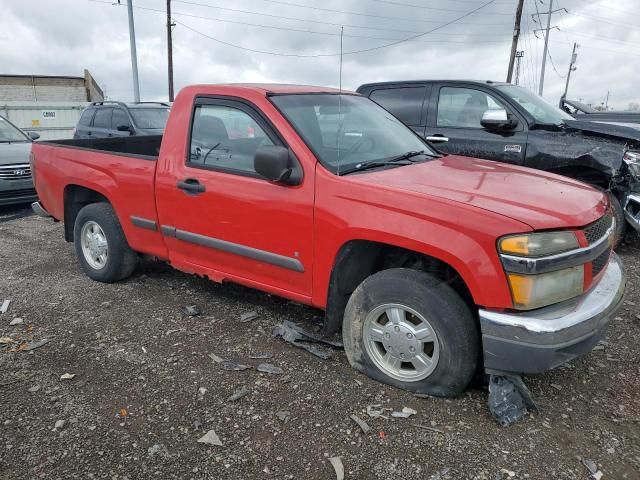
172,0,501,57
546,48,565,79
89,0,509,43
248,0,516,17
172,0,512,27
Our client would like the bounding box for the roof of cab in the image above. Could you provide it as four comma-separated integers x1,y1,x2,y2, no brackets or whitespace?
187,83,350,95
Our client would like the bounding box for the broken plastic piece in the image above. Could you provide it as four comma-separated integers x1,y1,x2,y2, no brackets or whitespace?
349,414,371,434
272,320,342,359
24,338,51,351
257,363,283,374
0,300,10,314
391,407,417,418
182,305,202,317
227,386,250,402
197,429,222,446
488,374,538,427
328,457,344,480
240,311,259,322
222,360,251,371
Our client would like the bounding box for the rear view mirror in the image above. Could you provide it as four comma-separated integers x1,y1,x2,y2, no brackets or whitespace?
28,131,40,140
254,145,301,185
481,109,518,131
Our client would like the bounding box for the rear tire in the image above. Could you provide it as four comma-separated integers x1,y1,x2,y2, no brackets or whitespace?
342,268,480,397
73,203,137,282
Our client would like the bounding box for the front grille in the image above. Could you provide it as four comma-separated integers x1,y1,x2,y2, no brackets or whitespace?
592,248,611,276
0,163,31,181
583,214,613,245
0,188,36,199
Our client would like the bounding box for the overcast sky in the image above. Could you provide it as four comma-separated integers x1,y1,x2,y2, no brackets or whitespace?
1,0,639,109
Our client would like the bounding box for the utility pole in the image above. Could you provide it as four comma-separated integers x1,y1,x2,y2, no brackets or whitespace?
605,91,610,110
561,42,578,100
124,0,140,102
538,0,553,96
506,0,525,83
515,51,524,85
167,0,175,102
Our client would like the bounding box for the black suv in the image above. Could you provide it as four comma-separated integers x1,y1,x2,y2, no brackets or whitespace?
357,80,640,240
73,101,170,139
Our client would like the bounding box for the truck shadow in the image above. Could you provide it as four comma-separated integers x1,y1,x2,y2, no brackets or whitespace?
0,203,34,223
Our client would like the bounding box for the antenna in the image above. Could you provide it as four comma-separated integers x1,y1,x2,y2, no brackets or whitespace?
337,26,344,175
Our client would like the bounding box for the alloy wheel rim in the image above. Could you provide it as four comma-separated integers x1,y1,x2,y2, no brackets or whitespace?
363,303,440,382
80,221,108,270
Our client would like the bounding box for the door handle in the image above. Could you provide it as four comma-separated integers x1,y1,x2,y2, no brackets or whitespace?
177,178,206,194
425,135,449,142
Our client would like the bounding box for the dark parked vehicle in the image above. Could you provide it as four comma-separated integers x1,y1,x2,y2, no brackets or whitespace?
73,101,170,140
560,98,640,128
0,115,39,206
357,80,640,240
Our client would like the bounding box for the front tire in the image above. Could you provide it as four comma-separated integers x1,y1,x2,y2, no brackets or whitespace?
73,203,137,282
342,268,479,397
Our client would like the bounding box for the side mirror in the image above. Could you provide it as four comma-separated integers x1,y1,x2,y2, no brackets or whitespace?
117,124,132,133
28,131,40,140
480,109,518,131
254,145,301,185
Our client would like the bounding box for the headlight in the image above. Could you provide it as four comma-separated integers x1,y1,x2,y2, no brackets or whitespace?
499,231,579,257
507,266,584,310
624,151,640,179
499,231,583,310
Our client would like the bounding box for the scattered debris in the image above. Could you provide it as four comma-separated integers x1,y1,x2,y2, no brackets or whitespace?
54,420,66,430
276,411,290,422
208,352,224,363
227,386,250,402
23,338,51,351
222,360,251,371
257,363,283,375
272,320,342,360
488,375,537,427
248,352,273,359
0,337,13,345
349,414,371,434
391,407,417,418
0,300,10,314
147,443,170,458
240,311,259,323
550,383,562,391
581,458,603,479
328,456,344,480
28,385,40,393
413,423,444,434
197,429,223,446
428,468,451,480
60,373,76,380
119,408,128,418
182,305,202,317
9,318,23,326
197,387,208,400
500,468,516,478
366,404,391,419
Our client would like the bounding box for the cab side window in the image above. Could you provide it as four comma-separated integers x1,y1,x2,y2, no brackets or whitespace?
369,87,425,126
92,108,113,129
189,104,274,174
437,87,503,128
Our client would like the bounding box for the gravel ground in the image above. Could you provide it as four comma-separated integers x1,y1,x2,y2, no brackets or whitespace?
0,204,639,480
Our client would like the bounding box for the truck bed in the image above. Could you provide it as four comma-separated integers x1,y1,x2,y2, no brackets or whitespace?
40,135,163,160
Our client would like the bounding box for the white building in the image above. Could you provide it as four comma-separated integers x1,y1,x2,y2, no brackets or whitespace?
0,70,104,140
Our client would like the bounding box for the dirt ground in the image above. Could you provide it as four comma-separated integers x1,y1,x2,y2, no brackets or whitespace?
0,204,639,480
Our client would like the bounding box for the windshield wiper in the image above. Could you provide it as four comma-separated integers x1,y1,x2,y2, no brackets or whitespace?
339,151,430,176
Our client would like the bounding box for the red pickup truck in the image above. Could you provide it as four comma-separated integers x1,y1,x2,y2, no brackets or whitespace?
31,84,625,397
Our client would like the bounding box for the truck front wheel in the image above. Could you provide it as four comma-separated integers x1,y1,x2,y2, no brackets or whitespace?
342,268,479,397
73,203,137,283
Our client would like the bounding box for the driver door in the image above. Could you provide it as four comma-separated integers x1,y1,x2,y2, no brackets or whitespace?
425,85,528,165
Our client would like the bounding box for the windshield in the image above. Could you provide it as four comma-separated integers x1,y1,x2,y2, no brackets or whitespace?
130,108,170,130
0,116,29,142
270,94,434,174
496,85,574,125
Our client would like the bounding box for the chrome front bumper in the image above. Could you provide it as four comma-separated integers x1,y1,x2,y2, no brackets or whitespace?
479,254,625,374
623,193,640,232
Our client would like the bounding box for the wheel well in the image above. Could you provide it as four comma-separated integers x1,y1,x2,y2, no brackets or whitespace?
63,185,110,242
323,240,474,334
549,166,611,189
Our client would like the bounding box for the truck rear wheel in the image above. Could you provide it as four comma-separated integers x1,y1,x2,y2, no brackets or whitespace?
73,203,137,283
342,268,479,397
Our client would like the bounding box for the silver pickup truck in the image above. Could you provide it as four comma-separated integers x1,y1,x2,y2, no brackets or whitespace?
0,115,39,206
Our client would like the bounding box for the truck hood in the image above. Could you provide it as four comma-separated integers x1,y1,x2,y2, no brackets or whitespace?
0,142,32,165
563,119,640,143
353,155,607,231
